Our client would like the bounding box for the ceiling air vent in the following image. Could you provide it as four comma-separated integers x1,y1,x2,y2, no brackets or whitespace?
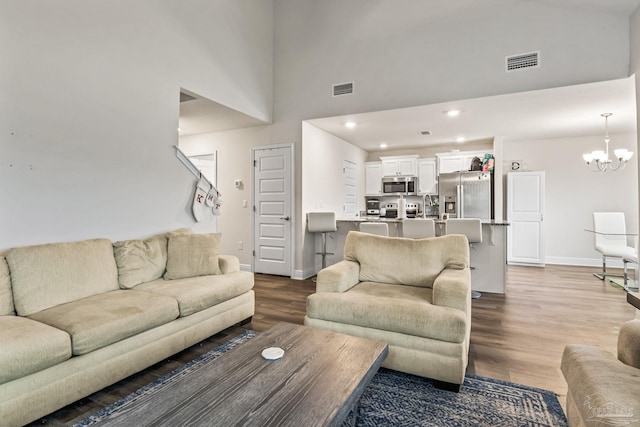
419,130,432,136
505,51,540,72
333,82,354,97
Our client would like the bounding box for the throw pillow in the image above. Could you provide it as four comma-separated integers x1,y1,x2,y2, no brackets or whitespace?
113,237,166,288
164,232,221,280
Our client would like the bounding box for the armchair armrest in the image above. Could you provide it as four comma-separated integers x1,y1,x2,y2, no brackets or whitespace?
618,319,640,369
218,255,240,274
432,268,471,315
316,260,360,293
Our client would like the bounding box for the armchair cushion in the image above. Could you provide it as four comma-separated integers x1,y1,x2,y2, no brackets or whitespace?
344,232,469,288
306,282,467,343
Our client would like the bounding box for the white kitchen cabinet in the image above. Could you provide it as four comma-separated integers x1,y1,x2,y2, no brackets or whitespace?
437,151,492,174
364,162,382,196
380,155,418,176
417,158,437,194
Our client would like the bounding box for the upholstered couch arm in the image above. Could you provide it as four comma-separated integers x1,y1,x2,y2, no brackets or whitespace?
316,260,360,293
218,255,240,274
432,268,471,315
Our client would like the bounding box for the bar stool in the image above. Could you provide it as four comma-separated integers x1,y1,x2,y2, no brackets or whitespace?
307,212,337,269
445,218,482,299
359,222,389,236
402,218,436,238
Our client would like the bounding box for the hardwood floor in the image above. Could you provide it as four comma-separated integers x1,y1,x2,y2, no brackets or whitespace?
30,265,637,425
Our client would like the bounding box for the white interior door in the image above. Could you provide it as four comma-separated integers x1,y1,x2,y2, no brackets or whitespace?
253,146,292,276
507,171,545,265
343,160,357,217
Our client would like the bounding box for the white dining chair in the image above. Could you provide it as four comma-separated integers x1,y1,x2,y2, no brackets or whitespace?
359,222,389,236
623,253,638,291
402,219,436,239
592,212,635,281
444,218,483,299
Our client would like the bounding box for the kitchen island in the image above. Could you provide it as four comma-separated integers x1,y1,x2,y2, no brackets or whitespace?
320,217,509,294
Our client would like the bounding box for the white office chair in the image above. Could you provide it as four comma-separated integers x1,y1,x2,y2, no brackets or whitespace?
402,218,436,239
307,212,337,269
359,222,389,236
592,212,635,281
444,218,483,299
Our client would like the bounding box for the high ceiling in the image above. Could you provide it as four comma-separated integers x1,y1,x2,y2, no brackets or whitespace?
178,1,640,150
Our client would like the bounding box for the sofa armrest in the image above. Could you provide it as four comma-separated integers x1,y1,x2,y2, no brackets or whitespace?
316,260,360,293
432,267,471,315
618,319,640,369
218,255,240,274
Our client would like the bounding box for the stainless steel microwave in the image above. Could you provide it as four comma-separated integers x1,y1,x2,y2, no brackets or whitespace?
381,176,418,196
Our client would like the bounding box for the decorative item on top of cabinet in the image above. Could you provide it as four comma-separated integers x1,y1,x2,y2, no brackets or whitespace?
380,155,419,177
364,162,382,196
436,150,493,174
417,158,437,194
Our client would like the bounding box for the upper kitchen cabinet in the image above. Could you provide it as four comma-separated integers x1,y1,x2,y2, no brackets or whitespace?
437,151,492,174
417,158,437,194
381,155,419,176
365,162,382,196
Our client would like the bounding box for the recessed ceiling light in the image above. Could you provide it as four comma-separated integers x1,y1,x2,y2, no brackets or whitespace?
345,121,357,129
380,143,388,149
446,110,461,117
456,136,466,143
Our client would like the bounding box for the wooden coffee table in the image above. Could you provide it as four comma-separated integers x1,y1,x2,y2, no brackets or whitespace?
92,322,388,426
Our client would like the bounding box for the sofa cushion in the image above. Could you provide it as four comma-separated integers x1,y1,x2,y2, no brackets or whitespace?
0,257,14,315
7,238,119,316
113,236,166,288
0,316,71,385
343,232,469,288
135,271,254,317
27,290,179,355
306,282,467,343
164,232,221,280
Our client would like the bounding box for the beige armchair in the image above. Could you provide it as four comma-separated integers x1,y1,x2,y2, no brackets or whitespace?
304,231,471,391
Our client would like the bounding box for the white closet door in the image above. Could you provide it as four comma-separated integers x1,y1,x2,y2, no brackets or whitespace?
507,171,545,265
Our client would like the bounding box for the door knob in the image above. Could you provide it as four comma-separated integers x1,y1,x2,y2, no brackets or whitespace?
280,216,290,221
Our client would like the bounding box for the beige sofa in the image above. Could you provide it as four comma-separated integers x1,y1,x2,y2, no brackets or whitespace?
304,231,471,390
0,230,254,426
561,319,640,427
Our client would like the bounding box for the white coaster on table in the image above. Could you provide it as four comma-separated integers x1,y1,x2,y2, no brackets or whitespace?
261,347,285,360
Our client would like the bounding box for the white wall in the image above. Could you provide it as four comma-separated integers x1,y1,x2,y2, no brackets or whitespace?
503,133,638,266
301,122,367,277
274,0,631,122
0,0,273,249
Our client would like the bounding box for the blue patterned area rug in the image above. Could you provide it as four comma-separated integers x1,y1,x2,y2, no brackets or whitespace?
75,330,567,427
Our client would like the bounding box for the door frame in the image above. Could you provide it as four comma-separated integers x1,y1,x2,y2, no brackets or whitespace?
251,143,295,277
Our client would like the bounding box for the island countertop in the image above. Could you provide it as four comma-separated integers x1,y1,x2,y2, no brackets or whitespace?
337,217,510,226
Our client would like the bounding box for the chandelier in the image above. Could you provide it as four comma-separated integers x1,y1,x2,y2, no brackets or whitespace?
583,113,633,172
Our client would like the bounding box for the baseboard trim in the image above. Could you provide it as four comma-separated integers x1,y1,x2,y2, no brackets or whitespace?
239,264,252,272
292,268,316,280
544,257,623,268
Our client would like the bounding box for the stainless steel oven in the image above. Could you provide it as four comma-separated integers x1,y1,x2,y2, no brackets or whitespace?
382,176,417,196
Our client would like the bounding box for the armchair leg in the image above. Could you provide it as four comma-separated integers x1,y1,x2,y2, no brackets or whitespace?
433,380,461,393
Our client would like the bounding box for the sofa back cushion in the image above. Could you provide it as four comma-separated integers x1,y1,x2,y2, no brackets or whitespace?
7,238,119,316
113,236,167,288
164,232,221,280
0,257,15,315
344,231,469,288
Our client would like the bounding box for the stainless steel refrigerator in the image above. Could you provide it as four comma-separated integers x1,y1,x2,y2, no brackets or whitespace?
439,171,494,220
